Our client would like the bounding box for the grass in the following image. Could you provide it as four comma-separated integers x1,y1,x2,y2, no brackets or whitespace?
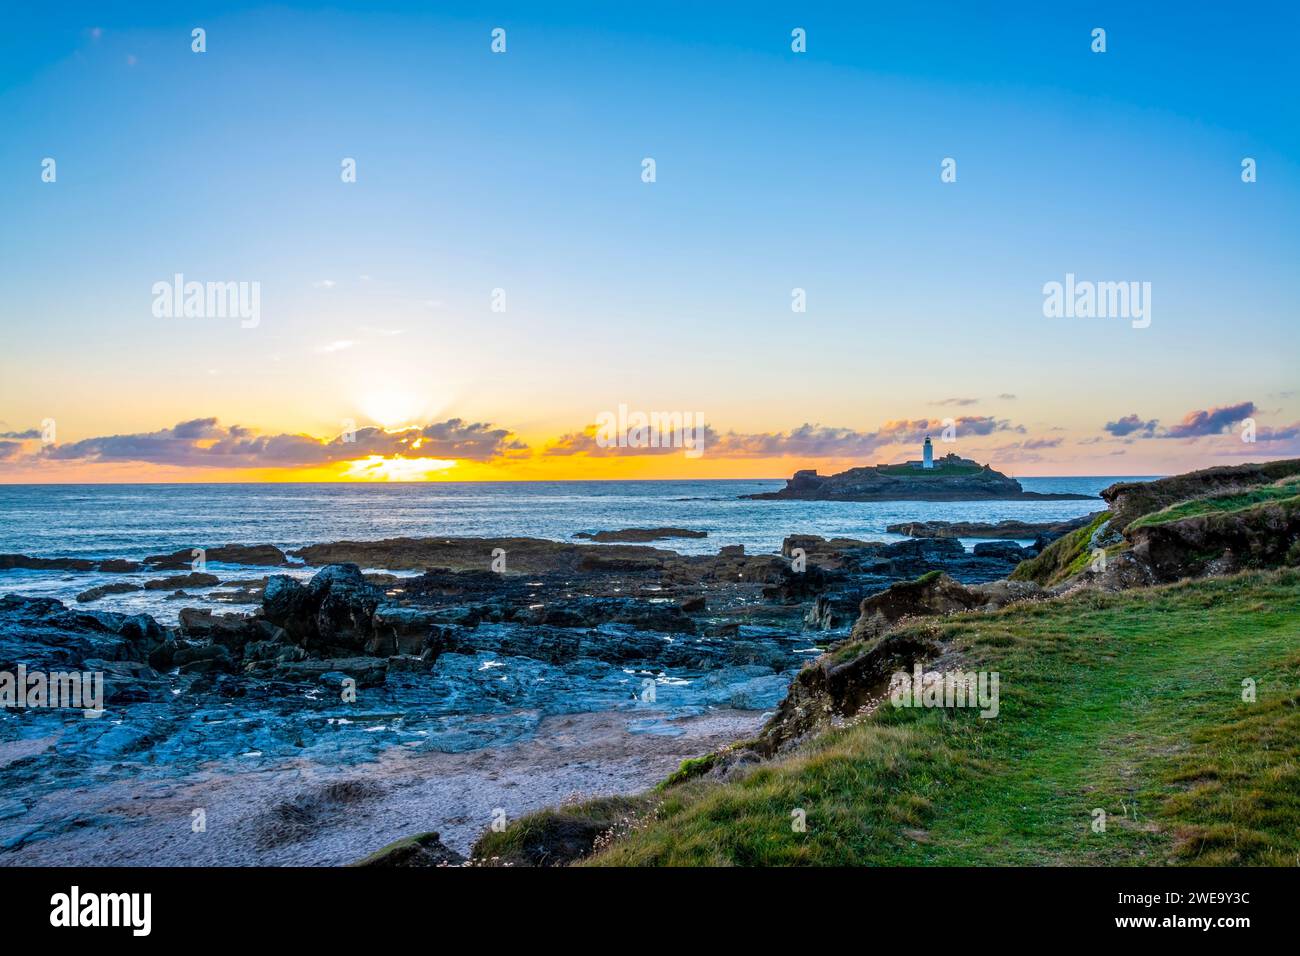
1127,480,1300,531
1106,459,1300,531
877,462,984,477
567,569,1300,866
658,754,719,789
1010,511,1113,587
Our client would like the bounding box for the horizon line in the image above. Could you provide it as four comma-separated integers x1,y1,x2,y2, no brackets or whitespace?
0,474,1164,488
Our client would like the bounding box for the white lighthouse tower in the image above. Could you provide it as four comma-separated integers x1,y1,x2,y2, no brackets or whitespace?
922,435,934,469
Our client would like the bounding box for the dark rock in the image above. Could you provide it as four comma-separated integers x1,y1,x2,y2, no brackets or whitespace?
525,598,696,634
850,572,985,642
263,575,313,634
309,565,382,653
886,516,1097,539
0,554,96,572
354,831,465,867
83,658,166,705
77,582,144,603
971,541,1026,562
271,657,387,687
262,567,384,655
97,559,142,573
573,528,707,543
575,553,663,573
370,605,451,656
759,630,943,752
0,595,167,671
176,608,275,655
290,536,672,575
803,595,837,630
143,572,220,590
143,544,289,570
147,638,177,670
173,642,235,674
781,535,879,570
678,595,706,613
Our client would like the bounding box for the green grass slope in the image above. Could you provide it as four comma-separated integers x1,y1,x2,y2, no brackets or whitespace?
572,569,1300,866
1127,477,1300,530
1104,459,1300,531
1009,511,1112,587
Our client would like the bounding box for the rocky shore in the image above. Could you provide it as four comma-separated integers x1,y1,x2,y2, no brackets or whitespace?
13,450,1284,867
884,515,1098,540
0,527,1040,864
352,459,1300,866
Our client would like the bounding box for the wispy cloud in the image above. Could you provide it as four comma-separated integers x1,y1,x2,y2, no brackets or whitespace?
544,416,1022,459
1102,402,1267,441
21,418,526,468
317,340,355,353
1104,414,1159,438
1160,401,1256,439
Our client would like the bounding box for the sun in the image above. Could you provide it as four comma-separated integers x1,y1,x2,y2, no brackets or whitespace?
342,456,456,481
358,388,424,428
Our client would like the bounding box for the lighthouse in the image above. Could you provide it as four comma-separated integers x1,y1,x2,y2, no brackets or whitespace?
922,436,934,469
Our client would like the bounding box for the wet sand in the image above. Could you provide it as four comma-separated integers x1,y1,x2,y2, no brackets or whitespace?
1,708,763,866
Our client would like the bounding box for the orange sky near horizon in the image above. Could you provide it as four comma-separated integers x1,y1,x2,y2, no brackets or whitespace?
2,422,1290,484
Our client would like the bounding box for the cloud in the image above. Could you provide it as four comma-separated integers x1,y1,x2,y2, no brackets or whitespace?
982,437,1061,465
1104,414,1159,438
1161,401,1256,439
544,417,1021,459
0,428,41,439
30,418,526,468
712,425,884,459
1101,403,1274,442
1254,422,1300,442
317,340,355,353
931,398,978,407
545,424,719,457
312,279,337,289
0,441,23,460
998,393,1017,400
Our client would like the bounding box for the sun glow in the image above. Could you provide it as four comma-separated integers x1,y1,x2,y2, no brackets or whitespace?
358,389,426,428
342,456,456,481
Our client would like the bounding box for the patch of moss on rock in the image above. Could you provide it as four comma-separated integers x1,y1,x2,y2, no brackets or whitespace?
659,753,719,789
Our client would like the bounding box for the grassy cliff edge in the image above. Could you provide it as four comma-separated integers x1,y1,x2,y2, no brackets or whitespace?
496,569,1300,866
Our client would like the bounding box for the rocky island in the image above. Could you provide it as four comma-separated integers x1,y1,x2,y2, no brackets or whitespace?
746,440,1096,502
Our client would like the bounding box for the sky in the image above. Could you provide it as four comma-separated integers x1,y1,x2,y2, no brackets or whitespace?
1,1,1297,482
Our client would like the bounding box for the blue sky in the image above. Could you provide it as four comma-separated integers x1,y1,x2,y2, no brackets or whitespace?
1,1,1297,479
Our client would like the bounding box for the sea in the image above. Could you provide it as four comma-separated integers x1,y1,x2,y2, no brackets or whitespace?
0,477,1145,622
